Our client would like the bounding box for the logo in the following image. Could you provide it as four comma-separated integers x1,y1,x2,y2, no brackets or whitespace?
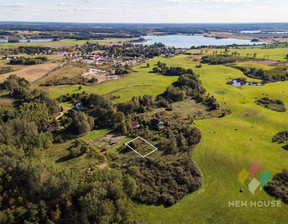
238,161,272,194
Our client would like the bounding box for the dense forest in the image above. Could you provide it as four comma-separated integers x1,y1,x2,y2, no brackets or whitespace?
0,75,144,223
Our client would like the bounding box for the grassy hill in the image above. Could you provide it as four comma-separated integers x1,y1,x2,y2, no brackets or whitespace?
139,54,288,223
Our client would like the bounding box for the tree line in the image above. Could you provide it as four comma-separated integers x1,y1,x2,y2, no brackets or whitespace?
10,56,48,65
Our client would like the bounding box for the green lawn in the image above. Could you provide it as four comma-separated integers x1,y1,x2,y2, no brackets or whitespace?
138,55,288,223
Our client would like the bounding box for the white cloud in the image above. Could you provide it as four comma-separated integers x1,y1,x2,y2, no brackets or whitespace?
166,0,189,3
212,0,252,2
8,3,26,8
57,3,74,6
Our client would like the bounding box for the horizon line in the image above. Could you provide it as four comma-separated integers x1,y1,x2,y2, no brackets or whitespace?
1,21,288,25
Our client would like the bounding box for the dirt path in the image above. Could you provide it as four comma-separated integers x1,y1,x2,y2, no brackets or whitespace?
31,60,67,84
56,105,71,120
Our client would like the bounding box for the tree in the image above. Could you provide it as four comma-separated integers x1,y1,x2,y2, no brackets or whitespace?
52,117,61,128
167,136,178,154
123,174,137,197
70,112,93,135
177,132,187,150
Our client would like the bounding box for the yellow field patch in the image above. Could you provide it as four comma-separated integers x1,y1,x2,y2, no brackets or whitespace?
0,62,61,83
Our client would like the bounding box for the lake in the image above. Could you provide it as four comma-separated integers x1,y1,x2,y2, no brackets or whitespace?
137,35,266,48
0,39,53,43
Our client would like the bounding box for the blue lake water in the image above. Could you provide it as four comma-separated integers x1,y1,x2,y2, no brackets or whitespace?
137,35,266,48
0,39,53,43
227,79,263,87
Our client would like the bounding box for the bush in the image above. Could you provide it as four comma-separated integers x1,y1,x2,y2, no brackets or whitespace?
125,157,202,206
272,130,288,143
264,169,288,203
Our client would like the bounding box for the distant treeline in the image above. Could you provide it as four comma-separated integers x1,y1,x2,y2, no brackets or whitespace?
234,66,288,82
201,55,237,65
10,56,48,65
17,46,57,55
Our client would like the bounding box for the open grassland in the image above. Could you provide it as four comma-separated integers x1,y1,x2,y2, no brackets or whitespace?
231,48,288,61
189,47,288,61
45,57,180,102
234,61,275,70
0,62,61,83
35,61,89,86
137,54,288,223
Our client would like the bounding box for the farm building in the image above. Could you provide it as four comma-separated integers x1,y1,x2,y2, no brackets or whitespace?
130,121,141,129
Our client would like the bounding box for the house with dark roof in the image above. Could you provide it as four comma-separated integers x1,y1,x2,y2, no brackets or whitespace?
150,119,164,128
45,123,56,132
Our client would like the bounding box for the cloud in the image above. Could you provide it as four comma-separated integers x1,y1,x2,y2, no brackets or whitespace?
166,0,189,3
57,3,74,6
212,0,252,2
76,0,133,3
166,0,253,2
8,3,26,8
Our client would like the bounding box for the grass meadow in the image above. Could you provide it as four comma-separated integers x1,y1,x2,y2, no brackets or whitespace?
188,47,288,61
138,54,288,223
45,58,179,102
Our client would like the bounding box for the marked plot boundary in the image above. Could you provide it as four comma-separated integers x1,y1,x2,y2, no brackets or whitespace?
125,136,158,158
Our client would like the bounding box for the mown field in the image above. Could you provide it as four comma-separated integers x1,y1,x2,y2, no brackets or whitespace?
138,54,288,223
189,47,288,61
0,62,61,83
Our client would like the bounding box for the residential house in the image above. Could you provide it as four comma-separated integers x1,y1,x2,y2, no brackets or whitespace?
75,102,84,111
130,121,141,129
150,119,164,128
45,123,56,132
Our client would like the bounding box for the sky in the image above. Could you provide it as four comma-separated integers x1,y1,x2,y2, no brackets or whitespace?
0,0,287,23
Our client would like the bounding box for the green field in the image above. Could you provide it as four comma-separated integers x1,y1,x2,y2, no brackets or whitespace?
189,47,288,61
45,58,180,102
137,55,288,223
0,38,133,49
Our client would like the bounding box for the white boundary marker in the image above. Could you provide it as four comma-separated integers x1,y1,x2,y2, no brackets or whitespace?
125,136,158,158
